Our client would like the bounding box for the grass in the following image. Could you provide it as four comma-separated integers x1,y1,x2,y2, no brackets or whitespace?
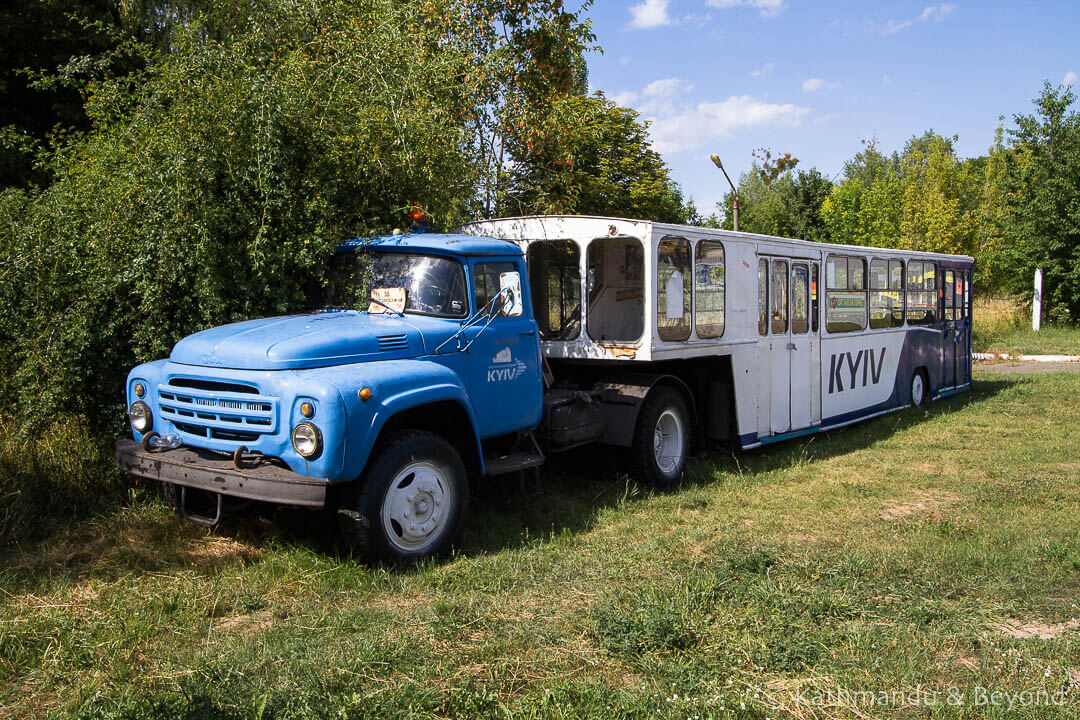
972,296,1080,355
2,369,1080,719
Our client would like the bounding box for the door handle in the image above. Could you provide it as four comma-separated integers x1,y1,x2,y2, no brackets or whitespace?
787,342,797,350
520,329,537,337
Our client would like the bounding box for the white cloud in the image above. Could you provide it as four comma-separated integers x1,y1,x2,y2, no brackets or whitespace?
1064,71,1078,87
882,74,892,85
619,56,631,66
882,3,955,34
610,90,639,107
628,0,672,29
814,112,843,127
706,0,784,18
802,78,824,92
751,62,775,78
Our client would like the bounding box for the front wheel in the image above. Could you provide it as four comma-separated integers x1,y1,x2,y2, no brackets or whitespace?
338,430,468,563
631,386,691,487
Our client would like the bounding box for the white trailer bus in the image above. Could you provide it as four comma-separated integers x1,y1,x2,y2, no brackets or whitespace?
461,215,973,453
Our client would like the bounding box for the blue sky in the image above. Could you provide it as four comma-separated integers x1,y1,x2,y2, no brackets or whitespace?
581,0,1079,216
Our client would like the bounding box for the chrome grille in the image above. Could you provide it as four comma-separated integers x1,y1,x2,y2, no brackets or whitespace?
157,379,278,441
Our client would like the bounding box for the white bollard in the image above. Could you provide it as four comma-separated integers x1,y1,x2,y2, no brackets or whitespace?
1033,268,1042,332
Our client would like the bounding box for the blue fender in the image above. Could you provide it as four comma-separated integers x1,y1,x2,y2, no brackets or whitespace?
312,359,486,481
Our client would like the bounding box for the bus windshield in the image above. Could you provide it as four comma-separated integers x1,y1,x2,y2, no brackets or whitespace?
309,251,469,318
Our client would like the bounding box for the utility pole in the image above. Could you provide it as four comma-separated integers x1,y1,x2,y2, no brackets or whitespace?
1033,268,1042,331
710,154,738,232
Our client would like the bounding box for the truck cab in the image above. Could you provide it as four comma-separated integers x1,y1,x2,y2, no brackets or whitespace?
117,233,550,561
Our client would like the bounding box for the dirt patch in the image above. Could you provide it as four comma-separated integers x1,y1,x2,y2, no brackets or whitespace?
213,608,274,635
955,655,980,672
993,618,1080,640
878,491,959,521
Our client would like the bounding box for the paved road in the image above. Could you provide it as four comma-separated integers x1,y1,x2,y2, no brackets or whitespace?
975,361,1080,375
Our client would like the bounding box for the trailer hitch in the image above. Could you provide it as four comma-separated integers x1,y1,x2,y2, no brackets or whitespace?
178,485,223,528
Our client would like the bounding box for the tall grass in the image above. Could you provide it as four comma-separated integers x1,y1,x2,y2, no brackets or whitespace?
0,416,128,546
972,295,1080,354
971,296,1025,352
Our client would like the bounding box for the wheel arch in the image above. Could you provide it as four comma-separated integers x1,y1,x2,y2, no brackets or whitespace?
338,373,486,481
591,373,697,448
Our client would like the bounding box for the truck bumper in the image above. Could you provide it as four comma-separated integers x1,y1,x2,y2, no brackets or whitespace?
115,440,328,507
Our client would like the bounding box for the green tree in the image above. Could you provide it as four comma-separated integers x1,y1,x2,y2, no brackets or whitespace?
999,82,1080,323
500,93,688,222
822,131,978,256
0,0,595,429
718,165,833,241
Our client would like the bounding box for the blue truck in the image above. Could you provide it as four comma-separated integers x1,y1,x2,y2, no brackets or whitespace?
116,228,696,562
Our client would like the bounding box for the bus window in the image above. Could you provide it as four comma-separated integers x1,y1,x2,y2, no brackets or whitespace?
695,240,725,338
906,261,936,325
870,258,904,329
587,236,644,343
826,255,867,332
527,240,580,340
758,259,768,336
657,236,691,341
811,264,819,332
792,264,809,334
943,269,955,320
771,260,788,334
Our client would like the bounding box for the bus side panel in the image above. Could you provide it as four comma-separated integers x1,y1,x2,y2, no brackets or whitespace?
820,327,941,426
730,346,759,446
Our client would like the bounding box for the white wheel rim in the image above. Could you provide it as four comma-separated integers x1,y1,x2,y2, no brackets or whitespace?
912,374,924,406
380,461,452,553
653,409,685,476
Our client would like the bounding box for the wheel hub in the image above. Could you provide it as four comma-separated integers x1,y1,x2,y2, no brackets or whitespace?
653,410,684,475
381,464,450,552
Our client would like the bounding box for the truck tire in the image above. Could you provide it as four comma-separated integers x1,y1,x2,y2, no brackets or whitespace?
338,430,468,563
630,386,691,488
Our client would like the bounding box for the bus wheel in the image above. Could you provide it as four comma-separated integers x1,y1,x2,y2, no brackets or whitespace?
338,430,468,563
631,386,691,487
910,370,927,408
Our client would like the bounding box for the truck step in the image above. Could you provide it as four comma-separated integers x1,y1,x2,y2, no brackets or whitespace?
483,449,545,476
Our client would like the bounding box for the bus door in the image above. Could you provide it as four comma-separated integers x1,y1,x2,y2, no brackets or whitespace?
957,270,971,386
942,268,957,389
757,257,818,437
789,262,816,431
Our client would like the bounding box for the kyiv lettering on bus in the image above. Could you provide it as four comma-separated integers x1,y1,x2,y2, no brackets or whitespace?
829,347,886,393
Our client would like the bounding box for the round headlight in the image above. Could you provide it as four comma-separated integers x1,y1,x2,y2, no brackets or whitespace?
292,422,321,458
129,401,152,433
134,382,145,398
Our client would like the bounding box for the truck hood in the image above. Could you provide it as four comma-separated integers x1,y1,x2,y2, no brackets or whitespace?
170,311,433,370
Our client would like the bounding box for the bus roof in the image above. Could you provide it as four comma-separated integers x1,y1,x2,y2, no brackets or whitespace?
460,214,974,263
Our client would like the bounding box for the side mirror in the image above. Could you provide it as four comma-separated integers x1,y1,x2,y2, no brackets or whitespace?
498,271,523,317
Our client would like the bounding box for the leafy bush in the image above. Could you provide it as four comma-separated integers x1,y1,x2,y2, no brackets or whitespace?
0,0,593,434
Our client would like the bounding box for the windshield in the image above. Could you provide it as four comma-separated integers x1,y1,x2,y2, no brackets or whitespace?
309,251,468,318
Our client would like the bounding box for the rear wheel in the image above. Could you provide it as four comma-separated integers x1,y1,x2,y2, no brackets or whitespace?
338,430,468,563
631,386,691,487
910,370,927,408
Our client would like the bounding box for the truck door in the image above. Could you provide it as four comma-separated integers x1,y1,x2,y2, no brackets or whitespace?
464,258,543,439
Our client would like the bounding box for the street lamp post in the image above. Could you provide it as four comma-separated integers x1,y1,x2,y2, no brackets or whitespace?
710,154,738,232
